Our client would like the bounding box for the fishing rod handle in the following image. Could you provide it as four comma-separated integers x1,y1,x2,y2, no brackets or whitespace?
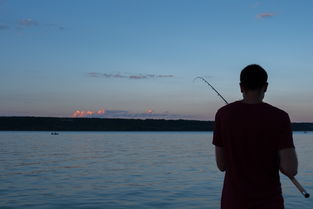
290,177,310,198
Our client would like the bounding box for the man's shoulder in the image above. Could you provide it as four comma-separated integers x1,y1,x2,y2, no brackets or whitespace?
217,101,241,112
262,103,289,117
215,101,240,116
216,101,289,118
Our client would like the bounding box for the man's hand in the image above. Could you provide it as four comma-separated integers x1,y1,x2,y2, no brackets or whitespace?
279,148,298,178
215,146,226,172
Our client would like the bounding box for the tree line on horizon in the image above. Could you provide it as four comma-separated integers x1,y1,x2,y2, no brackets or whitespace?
0,117,312,131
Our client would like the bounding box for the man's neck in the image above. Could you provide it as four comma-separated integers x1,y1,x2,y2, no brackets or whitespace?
241,98,263,104
242,91,264,104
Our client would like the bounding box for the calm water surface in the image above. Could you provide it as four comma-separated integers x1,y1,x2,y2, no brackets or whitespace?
0,132,312,209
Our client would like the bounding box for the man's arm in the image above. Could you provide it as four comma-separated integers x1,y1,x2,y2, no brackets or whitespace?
215,146,226,172
279,148,298,178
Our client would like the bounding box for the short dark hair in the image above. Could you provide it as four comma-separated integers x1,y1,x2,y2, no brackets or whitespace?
240,64,268,90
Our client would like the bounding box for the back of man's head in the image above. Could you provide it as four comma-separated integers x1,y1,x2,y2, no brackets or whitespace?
240,64,268,90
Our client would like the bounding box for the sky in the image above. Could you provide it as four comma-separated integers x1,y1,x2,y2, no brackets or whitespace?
0,0,313,122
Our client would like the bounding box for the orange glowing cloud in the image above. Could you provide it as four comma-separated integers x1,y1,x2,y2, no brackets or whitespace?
70,108,193,120
97,109,105,114
71,109,106,117
145,109,153,114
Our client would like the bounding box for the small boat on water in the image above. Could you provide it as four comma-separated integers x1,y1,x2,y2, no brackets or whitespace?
51,132,59,135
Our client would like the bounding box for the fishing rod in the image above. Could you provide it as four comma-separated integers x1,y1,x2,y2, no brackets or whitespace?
194,76,228,104
195,76,310,198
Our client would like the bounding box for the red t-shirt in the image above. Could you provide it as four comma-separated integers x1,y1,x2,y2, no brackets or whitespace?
213,101,294,209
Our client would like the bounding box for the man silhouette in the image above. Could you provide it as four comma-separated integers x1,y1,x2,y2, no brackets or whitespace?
213,64,298,209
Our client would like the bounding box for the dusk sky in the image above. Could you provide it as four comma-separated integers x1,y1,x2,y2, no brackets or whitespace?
1,0,313,122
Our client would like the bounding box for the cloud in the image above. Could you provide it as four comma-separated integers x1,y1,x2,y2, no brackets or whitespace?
155,75,174,78
72,109,106,117
0,24,9,30
256,13,275,19
87,72,174,80
71,108,192,120
19,18,38,26
145,109,153,114
45,23,65,31
0,18,64,32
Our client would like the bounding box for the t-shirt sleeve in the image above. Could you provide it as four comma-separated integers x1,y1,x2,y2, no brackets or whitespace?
213,110,224,147
278,113,295,150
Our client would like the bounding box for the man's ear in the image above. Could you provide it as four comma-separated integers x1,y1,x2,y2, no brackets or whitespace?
240,83,244,93
263,82,268,92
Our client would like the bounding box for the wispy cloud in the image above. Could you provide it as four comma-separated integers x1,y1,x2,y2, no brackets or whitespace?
0,18,64,32
71,108,192,119
87,72,174,80
19,18,38,27
256,13,275,19
0,24,10,30
44,23,65,31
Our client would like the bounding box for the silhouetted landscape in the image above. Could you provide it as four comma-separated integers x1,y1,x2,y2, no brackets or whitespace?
0,117,312,131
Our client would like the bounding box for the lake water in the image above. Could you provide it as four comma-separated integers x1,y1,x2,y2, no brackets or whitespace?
0,132,312,209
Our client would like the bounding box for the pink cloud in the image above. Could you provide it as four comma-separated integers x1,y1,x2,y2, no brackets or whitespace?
72,109,106,117
71,108,192,119
256,13,275,19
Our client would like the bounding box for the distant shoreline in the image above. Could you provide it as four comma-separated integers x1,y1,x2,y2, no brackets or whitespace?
0,117,312,131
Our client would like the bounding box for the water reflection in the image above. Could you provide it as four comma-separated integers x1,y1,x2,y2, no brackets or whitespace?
0,131,312,209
